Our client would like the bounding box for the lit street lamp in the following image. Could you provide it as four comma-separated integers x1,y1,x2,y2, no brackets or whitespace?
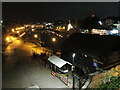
52,37,56,42
17,31,19,33
11,29,15,32
32,29,35,31
6,37,10,42
72,53,75,90
34,34,38,38
98,21,102,25
31,25,35,28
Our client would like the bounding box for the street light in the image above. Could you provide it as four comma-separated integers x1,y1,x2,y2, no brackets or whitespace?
0,20,3,23
52,37,56,42
17,31,19,33
34,34,38,38
98,21,102,25
72,53,75,59
16,28,18,30
11,29,15,32
32,29,35,31
31,25,35,28
6,37,10,42
72,53,75,90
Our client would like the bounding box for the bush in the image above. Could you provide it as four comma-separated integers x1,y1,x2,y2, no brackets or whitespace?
98,75,120,89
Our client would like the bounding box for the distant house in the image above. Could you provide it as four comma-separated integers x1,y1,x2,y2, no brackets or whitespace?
61,33,120,73
102,17,120,29
91,28,119,35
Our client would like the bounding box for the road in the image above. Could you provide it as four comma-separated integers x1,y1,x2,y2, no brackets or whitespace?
2,38,68,88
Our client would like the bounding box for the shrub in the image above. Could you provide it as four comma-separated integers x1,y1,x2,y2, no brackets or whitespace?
98,75,120,89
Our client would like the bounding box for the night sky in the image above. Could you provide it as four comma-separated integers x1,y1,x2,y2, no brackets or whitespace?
2,2,119,22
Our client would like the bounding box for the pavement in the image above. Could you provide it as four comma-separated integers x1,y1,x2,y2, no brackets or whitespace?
3,55,69,88
2,40,70,89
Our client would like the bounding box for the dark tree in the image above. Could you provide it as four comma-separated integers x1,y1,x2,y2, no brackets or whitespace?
81,15,100,33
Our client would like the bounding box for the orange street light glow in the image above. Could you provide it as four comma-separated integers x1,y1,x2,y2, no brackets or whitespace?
52,38,56,42
34,34,38,38
6,37,10,41
32,29,35,31
31,25,35,28
6,37,12,42
11,37,15,40
17,31,19,33
11,29,15,32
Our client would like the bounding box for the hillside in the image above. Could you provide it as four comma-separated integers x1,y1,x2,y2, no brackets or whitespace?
88,65,120,89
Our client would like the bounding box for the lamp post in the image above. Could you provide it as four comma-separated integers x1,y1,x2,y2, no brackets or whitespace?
72,53,75,90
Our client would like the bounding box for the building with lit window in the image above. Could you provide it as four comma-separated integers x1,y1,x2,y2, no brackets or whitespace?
91,28,119,35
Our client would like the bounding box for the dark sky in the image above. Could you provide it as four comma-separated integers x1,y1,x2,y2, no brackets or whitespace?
2,2,119,22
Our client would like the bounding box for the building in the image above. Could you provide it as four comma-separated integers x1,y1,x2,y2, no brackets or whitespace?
113,22,120,35
91,28,119,35
102,17,120,29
